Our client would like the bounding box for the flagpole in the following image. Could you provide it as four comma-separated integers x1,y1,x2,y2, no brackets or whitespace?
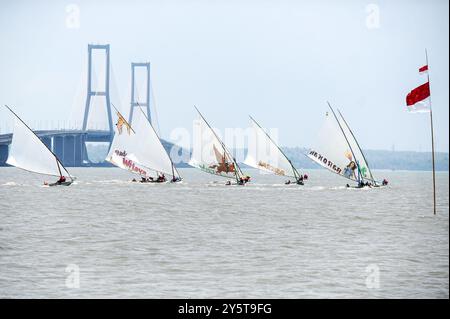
426,49,437,215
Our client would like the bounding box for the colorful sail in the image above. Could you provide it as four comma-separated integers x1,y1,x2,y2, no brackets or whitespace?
6,106,71,178
308,109,360,182
189,108,243,180
244,116,300,179
106,107,180,179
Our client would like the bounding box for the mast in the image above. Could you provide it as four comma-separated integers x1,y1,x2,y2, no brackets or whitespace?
249,115,302,182
426,49,437,215
337,109,377,184
56,160,62,178
326,102,363,184
194,105,242,183
4,104,73,181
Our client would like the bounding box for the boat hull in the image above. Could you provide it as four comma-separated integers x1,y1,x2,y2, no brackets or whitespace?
48,181,73,187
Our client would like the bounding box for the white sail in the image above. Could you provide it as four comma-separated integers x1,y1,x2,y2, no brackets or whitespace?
336,110,376,183
6,110,69,178
189,113,240,180
106,108,179,179
244,117,298,178
308,111,359,181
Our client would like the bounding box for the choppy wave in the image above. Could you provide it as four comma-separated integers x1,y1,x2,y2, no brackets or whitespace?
0,167,447,298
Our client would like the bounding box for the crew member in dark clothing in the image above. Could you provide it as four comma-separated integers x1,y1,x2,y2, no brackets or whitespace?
56,176,66,185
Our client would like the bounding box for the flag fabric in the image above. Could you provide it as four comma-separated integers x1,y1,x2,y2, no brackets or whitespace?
406,82,431,113
419,65,429,73
116,112,132,134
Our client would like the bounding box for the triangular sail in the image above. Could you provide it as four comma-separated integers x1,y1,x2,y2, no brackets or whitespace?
336,110,377,184
244,116,300,179
189,107,243,180
106,107,180,179
5,106,71,179
307,107,360,182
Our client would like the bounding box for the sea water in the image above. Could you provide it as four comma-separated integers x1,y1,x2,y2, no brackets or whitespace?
0,167,448,298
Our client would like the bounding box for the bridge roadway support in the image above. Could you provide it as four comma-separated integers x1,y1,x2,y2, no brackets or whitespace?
63,135,76,167
53,136,65,165
53,135,87,167
0,145,8,166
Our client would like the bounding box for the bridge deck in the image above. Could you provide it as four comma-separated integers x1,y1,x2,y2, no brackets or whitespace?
0,130,112,145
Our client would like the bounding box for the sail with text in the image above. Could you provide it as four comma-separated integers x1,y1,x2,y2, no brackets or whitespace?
244,116,304,183
189,106,246,183
308,103,380,186
5,105,73,184
106,106,181,181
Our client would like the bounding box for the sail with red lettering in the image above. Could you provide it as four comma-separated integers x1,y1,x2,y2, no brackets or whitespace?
106,107,180,180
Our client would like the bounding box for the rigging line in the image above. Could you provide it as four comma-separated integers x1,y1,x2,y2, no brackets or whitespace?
249,115,302,181
326,101,363,184
194,105,243,181
336,109,377,185
4,104,73,180
149,80,161,137
56,160,62,177
136,102,181,179
110,65,123,119
134,81,161,137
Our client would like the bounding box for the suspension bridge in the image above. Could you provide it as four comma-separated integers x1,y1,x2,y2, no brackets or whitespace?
0,44,166,167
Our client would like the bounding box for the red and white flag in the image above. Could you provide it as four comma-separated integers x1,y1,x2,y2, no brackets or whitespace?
406,81,430,113
419,65,429,74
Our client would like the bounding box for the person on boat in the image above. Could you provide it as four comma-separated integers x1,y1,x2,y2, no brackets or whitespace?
297,175,304,185
56,175,66,185
382,179,388,186
157,173,166,183
238,176,247,185
303,174,308,180
171,176,181,183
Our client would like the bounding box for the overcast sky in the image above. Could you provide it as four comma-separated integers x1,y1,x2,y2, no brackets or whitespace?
0,0,448,152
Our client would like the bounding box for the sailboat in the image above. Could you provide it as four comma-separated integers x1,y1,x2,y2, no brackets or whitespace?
244,116,306,185
106,105,182,183
307,102,385,188
189,106,249,185
4,105,74,186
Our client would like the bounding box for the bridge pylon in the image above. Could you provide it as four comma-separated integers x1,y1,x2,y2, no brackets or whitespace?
82,44,113,135
129,62,151,124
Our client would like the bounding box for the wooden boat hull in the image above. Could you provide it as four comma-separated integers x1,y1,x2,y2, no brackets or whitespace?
48,181,73,187
346,184,387,189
